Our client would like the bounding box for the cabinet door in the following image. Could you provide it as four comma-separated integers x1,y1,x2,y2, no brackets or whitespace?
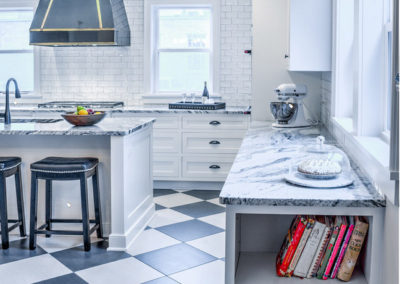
183,132,245,154
288,0,332,71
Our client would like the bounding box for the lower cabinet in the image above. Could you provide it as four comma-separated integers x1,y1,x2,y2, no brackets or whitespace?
114,112,250,182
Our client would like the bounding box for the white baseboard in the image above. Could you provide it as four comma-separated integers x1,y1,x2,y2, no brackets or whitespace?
154,180,224,191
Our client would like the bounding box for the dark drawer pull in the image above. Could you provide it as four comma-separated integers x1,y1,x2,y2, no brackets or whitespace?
209,140,220,145
209,165,221,169
209,121,221,126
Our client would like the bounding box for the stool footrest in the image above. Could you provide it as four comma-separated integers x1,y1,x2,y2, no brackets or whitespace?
0,221,22,234
50,218,97,224
35,224,99,236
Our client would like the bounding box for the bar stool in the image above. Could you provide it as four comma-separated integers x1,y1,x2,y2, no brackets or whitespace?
29,157,103,251
0,157,26,249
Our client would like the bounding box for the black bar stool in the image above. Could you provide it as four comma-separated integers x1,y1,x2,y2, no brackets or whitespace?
0,157,26,249
29,157,103,251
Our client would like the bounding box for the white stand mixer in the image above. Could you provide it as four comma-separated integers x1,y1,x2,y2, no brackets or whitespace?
270,83,317,128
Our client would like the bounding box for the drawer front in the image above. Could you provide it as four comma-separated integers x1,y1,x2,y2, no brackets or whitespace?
154,155,179,178
183,132,244,154
153,116,179,129
154,130,180,153
182,156,234,179
182,116,248,130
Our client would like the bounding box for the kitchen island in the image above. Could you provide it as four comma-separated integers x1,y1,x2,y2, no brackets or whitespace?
220,123,386,284
0,117,155,251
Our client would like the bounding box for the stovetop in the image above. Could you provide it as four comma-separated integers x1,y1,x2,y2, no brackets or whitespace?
37,101,124,109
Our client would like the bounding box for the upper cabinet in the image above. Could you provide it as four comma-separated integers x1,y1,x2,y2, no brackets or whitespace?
286,0,332,71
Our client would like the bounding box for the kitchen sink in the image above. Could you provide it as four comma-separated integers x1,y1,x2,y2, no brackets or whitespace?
0,118,63,124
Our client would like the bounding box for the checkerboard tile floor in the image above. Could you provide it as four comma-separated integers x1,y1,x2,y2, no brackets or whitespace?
0,189,225,284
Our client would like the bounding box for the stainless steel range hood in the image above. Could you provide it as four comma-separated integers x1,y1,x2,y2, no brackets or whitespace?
30,0,130,46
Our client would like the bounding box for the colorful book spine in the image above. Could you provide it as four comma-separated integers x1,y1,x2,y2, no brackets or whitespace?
323,221,347,279
307,226,332,278
294,221,326,278
337,217,369,281
316,220,341,279
331,222,355,279
286,219,314,276
277,216,307,276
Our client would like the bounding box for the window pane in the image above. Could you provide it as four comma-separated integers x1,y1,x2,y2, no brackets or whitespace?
158,8,211,49
0,10,32,50
0,53,34,91
158,52,209,92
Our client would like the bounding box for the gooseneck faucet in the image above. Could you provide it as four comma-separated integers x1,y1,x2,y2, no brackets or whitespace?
1,78,21,124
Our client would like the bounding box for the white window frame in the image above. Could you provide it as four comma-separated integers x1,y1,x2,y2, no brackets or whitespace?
0,5,40,97
144,0,220,98
330,0,395,203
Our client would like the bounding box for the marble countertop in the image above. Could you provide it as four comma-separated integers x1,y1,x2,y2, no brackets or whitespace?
0,117,155,136
219,122,386,208
6,104,251,115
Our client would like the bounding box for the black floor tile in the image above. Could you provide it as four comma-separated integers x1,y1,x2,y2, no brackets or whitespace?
0,238,47,265
155,203,166,210
153,189,177,197
155,219,224,242
182,190,220,200
50,240,131,272
34,273,88,284
171,201,225,218
135,243,216,275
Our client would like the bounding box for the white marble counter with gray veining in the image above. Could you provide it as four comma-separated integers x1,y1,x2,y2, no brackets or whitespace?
5,103,251,115
219,122,386,207
0,117,155,136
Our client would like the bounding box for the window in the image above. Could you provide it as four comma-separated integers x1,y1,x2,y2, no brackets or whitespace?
383,0,393,137
145,0,219,95
0,9,34,93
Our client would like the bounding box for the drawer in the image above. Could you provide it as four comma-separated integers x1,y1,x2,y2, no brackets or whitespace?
183,132,244,154
182,156,234,179
154,130,180,153
153,116,179,129
154,155,179,178
182,115,248,130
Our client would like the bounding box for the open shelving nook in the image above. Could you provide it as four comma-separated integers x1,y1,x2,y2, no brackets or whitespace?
225,205,385,284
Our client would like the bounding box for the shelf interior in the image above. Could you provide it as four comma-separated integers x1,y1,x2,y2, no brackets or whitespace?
235,252,367,284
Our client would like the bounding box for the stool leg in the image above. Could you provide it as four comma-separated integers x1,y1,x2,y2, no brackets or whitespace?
0,173,9,249
29,172,38,250
80,174,90,251
92,167,103,238
45,180,52,238
15,166,26,237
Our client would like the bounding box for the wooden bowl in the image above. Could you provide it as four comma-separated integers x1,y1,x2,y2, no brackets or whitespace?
61,111,106,126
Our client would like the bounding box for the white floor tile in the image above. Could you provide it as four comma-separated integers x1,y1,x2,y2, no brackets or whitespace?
36,235,102,253
198,213,226,229
0,254,71,284
154,193,202,208
148,208,194,228
208,198,225,207
169,260,225,284
187,232,225,258
76,257,163,284
127,229,180,256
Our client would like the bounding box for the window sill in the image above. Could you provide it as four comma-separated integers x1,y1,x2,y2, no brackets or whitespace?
331,117,389,168
142,93,222,105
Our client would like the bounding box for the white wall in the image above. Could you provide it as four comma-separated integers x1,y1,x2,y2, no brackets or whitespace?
36,0,252,106
251,0,323,121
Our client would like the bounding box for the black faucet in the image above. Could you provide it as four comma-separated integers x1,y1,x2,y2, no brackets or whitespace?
1,78,21,124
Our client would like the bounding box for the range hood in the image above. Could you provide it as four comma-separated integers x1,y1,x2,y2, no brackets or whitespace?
30,0,130,46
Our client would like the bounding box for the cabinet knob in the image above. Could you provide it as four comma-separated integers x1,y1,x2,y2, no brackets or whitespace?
284,54,289,59
209,165,221,169
209,120,221,126
209,140,221,145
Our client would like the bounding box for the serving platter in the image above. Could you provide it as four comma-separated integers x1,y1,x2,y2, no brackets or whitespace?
285,172,354,188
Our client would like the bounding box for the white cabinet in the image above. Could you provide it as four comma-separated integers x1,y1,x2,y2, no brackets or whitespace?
112,112,250,182
287,0,332,71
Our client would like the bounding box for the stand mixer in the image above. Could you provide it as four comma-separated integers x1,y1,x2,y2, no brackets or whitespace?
270,83,317,128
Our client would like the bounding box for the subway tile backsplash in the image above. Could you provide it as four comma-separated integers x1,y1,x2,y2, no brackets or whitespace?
38,0,252,106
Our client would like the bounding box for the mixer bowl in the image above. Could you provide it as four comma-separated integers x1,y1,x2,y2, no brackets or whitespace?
270,102,297,124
